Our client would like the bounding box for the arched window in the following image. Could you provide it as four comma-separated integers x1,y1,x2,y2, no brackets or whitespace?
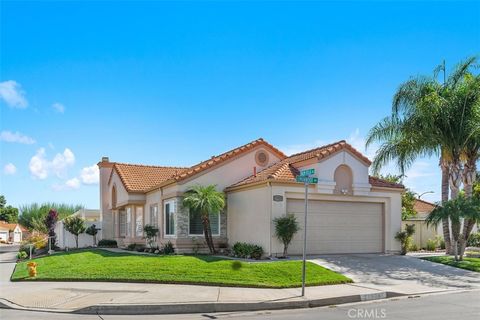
111,185,117,209
334,165,353,195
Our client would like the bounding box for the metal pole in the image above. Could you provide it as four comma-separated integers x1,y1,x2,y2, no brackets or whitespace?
301,181,308,296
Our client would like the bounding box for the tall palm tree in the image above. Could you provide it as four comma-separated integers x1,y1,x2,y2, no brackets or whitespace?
182,185,225,253
366,57,479,254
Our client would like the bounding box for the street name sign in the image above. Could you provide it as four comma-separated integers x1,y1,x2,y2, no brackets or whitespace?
300,168,315,177
296,176,318,183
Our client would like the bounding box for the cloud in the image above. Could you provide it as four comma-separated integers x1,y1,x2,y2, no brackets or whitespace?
29,148,75,179
3,163,17,175
0,80,28,108
80,164,99,185
0,130,36,144
52,177,80,191
279,139,327,156
52,102,65,113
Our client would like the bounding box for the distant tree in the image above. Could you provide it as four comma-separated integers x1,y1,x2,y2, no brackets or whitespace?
374,174,417,220
85,224,100,246
19,203,83,231
64,216,86,248
44,209,58,249
0,195,19,223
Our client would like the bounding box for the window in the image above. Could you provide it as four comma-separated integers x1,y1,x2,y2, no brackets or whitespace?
135,207,143,237
164,200,175,236
126,207,132,237
119,210,126,237
111,185,117,209
150,205,158,227
189,209,220,236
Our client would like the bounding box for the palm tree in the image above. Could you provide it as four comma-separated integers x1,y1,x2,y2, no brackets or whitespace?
426,195,480,261
366,57,479,254
182,185,225,253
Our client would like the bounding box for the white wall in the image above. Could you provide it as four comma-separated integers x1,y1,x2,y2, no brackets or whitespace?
55,221,103,249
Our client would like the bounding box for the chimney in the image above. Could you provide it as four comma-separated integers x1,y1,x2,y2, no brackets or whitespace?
102,157,109,162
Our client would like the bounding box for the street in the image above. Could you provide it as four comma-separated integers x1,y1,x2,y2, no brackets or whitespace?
1,290,479,320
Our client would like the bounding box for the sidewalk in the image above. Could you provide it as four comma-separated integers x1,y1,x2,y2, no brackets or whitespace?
0,249,463,315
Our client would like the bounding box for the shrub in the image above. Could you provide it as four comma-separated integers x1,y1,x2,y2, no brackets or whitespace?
467,232,480,247
273,214,300,257
98,239,117,247
17,251,27,260
232,242,264,260
163,241,175,255
409,243,419,252
85,224,100,246
19,244,35,256
143,224,159,248
23,233,47,250
395,224,415,255
426,238,437,251
127,243,137,251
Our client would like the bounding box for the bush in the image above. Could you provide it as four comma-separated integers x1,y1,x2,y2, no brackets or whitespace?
232,242,264,260
273,214,299,257
23,233,48,250
395,224,415,255
98,239,117,247
163,241,175,255
409,243,419,252
17,251,27,260
127,243,137,251
19,244,35,255
467,232,480,247
426,239,437,251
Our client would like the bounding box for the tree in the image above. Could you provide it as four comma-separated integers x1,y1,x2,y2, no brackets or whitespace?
0,195,19,223
273,214,300,257
44,209,58,249
395,224,415,255
64,216,86,248
182,185,225,253
373,175,417,220
19,203,83,231
366,57,479,254
426,195,480,261
85,224,100,246
143,224,159,248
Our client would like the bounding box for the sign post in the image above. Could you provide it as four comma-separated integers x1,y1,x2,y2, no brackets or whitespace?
295,169,318,297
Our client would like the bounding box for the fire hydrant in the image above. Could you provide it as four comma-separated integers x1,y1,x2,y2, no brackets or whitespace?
27,262,37,277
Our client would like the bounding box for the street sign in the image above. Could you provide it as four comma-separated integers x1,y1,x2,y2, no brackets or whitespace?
300,168,315,176
296,176,318,184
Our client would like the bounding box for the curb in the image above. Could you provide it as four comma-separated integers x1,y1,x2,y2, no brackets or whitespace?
0,291,404,315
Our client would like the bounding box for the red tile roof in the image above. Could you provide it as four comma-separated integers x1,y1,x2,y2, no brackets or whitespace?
0,221,27,232
228,141,404,190
414,199,437,213
108,138,287,193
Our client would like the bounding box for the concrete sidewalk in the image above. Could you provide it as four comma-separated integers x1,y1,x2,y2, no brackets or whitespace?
0,249,472,315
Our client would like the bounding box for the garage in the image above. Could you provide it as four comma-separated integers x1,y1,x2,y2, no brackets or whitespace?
287,199,384,254
0,231,8,242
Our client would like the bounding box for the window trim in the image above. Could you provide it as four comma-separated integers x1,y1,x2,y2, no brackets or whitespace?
188,211,221,237
135,206,144,238
163,199,176,238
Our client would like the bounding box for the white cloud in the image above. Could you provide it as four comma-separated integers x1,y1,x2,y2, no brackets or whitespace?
0,80,28,108
3,163,17,175
29,148,76,179
279,139,327,156
0,130,36,144
80,164,99,185
52,102,65,113
65,177,80,189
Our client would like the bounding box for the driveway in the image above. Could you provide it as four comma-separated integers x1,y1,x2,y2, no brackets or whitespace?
310,254,480,294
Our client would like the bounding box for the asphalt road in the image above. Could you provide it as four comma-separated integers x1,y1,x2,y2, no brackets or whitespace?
1,290,479,320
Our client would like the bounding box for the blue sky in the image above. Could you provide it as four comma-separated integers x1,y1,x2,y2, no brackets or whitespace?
0,1,479,209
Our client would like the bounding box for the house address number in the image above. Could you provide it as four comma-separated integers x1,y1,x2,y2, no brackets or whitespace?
273,195,284,202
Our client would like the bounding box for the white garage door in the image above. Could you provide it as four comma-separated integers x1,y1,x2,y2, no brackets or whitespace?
287,200,383,254
0,231,8,242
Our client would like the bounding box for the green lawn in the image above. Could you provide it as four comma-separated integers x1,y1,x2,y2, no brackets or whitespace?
11,249,352,288
423,256,480,272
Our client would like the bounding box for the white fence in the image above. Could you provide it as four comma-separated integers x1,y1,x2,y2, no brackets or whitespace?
55,220,103,249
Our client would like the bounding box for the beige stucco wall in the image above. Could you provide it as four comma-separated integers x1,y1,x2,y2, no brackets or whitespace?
227,185,271,252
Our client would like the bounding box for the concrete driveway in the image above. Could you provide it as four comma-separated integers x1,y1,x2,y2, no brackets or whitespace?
310,254,480,294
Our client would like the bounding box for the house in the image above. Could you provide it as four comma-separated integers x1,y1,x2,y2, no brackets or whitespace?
55,209,102,248
98,138,403,255
0,221,27,243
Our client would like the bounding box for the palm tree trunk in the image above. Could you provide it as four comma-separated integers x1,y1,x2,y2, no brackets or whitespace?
440,160,452,254
460,158,477,259
202,215,214,253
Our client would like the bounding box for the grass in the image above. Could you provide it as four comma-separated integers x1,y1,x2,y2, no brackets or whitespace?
423,256,480,272
12,249,352,288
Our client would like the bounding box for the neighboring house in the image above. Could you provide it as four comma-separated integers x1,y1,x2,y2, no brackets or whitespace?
55,209,102,249
0,221,27,243
98,138,404,255
402,199,440,248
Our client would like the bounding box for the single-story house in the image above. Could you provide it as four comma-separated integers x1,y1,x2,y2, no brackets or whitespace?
55,209,102,249
0,221,27,243
98,138,403,255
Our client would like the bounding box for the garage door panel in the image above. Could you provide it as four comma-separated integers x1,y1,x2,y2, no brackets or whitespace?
287,200,383,254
